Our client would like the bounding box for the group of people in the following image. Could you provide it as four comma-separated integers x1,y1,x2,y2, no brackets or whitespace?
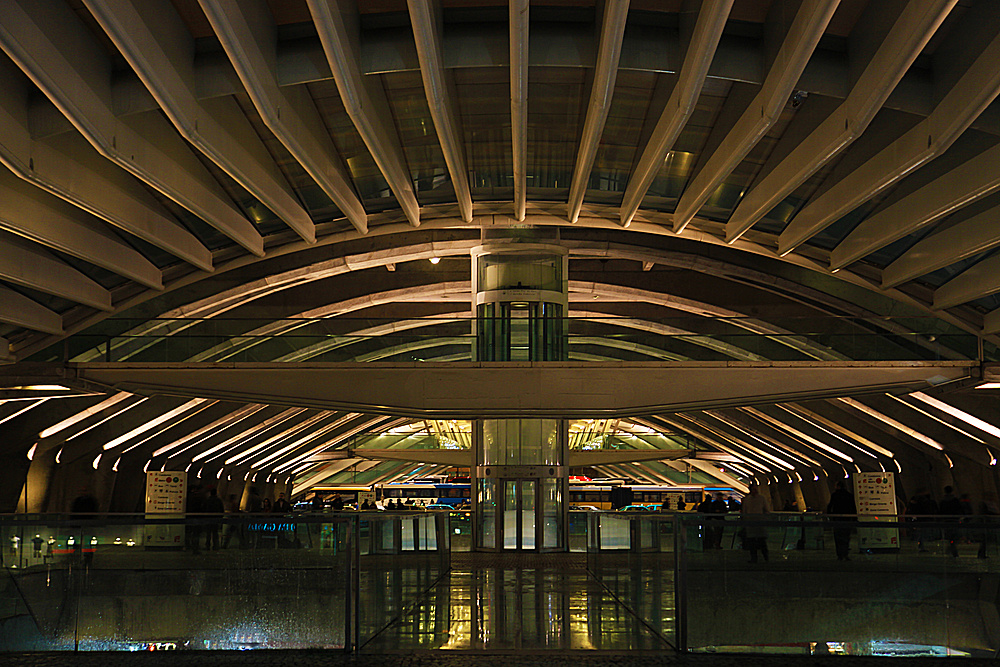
185,485,294,553
906,485,994,557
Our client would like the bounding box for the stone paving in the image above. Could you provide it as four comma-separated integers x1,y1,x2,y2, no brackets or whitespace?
0,651,997,667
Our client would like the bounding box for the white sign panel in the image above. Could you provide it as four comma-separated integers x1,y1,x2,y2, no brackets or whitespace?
145,471,187,513
854,471,899,550
145,471,187,547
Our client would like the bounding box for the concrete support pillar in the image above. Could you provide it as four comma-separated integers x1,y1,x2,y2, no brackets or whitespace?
17,438,63,513
797,475,828,512
791,481,807,511
768,482,782,512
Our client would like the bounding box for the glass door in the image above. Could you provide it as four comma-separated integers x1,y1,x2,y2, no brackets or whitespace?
502,479,537,550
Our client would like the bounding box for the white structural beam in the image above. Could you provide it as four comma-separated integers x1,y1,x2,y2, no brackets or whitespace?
672,0,837,233
0,60,213,272
0,235,111,310
0,286,61,334
935,256,1000,312
831,143,1000,272
510,0,529,221
619,0,732,228
566,0,630,223
883,202,1000,289
82,0,311,247
407,0,473,224
307,0,421,228
0,170,161,290
0,0,265,257
786,30,1000,258
985,305,1000,336
198,0,368,235
726,0,956,243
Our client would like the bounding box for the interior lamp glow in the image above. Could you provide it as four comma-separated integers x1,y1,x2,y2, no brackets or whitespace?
429,257,441,264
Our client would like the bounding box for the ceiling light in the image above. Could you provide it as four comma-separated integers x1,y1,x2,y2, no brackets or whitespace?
429,257,440,264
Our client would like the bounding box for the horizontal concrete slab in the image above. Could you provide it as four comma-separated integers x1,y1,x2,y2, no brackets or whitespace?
55,361,975,419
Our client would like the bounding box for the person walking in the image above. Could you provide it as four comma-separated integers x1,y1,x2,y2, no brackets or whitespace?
740,485,771,563
939,485,967,557
826,480,857,561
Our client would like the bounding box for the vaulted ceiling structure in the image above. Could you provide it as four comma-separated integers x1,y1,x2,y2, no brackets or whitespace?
2,0,1000,510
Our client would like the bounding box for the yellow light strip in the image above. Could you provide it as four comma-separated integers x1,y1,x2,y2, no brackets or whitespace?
102,399,208,450
837,397,943,451
38,392,132,438
909,392,1000,441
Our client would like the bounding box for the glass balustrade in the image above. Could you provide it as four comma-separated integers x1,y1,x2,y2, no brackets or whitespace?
27,316,985,364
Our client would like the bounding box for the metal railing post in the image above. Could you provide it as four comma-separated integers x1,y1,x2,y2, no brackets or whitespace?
674,514,688,652
347,516,359,652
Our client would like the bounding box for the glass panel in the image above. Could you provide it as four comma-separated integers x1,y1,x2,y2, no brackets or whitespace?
542,478,561,549
0,515,353,650
521,480,536,550
599,513,630,550
510,306,530,361
478,479,495,550
483,419,561,466
503,480,518,550
401,517,415,551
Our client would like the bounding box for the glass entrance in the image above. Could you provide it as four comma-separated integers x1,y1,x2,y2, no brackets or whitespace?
475,418,566,552
502,479,536,549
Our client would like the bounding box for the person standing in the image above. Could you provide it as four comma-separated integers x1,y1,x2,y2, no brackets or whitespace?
939,485,966,557
826,480,857,561
740,485,771,563
274,492,292,513
203,487,225,551
707,492,729,549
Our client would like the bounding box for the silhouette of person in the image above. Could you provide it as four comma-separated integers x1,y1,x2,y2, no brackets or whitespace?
826,480,857,561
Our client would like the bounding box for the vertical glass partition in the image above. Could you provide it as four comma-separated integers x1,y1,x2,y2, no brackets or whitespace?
0,512,450,652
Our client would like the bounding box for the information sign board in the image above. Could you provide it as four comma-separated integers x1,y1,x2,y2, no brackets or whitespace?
145,471,187,547
854,471,899,550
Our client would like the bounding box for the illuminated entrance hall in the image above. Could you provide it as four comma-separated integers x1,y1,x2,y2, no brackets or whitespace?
5,0,1000,661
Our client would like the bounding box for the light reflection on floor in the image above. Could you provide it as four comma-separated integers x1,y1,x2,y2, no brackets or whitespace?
362,553,674,652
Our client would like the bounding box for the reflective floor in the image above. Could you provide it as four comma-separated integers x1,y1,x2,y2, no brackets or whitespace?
362,552,674,652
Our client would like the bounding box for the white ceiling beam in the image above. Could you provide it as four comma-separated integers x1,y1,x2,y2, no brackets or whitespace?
672,0,838,233
0,234,111,310
935,255,1000,312
831,144,1000,272
883,203,1000,289
0,59,213,272
619,0,733,228
407,0,473,224
0,286,61,334
198,0,368,235
726,0,957,243
566,0,630,224
783,29,1000,256
0,0,265,257
82,0,312,246
0,170,162,290
510,0,529,222
306,0,421,228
